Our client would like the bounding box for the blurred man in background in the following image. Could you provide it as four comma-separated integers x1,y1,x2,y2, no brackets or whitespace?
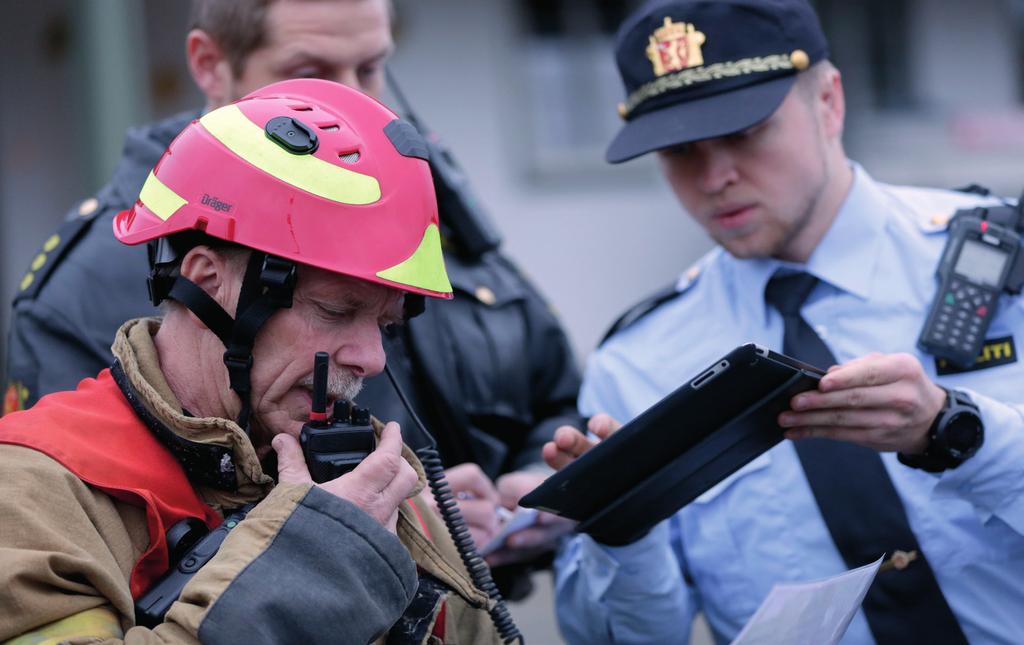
4,0,580,592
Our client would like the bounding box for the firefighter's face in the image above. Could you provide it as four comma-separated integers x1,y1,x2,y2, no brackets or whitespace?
245,264,403,448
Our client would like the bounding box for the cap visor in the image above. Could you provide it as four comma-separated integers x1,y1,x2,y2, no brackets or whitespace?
606,75,796,164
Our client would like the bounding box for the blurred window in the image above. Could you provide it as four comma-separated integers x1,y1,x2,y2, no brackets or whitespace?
514,1,642,180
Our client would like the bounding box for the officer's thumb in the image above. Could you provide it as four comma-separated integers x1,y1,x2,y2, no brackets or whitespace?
588,413,622,440
273,433,313,485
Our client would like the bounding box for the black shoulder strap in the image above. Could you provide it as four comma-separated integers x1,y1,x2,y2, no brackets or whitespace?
600,283,682,347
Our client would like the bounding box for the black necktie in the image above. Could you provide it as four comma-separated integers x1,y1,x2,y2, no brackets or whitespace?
765,271,967,644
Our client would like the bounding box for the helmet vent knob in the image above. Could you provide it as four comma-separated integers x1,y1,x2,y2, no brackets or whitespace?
265,116,319,155
338,151,360,164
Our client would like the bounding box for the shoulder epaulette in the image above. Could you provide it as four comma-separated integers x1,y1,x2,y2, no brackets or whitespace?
600,283,680,347
600,260,708,346
600,278,697,347
13,197,106,303
952,183,992,196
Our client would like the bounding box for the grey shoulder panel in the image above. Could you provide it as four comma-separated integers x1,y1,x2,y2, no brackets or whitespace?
199,487,417,644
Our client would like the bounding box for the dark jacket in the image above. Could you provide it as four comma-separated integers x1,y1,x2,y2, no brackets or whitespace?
4,110,582,481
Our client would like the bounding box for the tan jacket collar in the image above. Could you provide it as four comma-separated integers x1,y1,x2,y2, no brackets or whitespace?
111,318,426,510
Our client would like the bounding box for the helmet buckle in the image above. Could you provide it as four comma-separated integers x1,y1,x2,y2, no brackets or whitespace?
259,256,297,308
222,349,254,394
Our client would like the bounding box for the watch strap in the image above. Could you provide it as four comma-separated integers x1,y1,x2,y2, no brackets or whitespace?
898,387,980,473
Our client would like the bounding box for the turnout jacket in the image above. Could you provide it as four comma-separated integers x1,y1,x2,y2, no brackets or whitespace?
4,110,582,480
0,319,501,644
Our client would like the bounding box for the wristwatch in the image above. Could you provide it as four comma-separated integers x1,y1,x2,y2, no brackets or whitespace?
898,387,984,472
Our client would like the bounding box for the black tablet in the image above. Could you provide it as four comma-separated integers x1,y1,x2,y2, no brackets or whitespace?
520,343,824,545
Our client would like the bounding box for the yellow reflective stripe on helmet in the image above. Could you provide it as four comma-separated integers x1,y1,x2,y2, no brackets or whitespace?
139,171,187,221
200,105,381,205
376,223,452,295
4,606,123,645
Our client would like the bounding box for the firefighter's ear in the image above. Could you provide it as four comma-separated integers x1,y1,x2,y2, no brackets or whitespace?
178,246,244,316
185,29,234,111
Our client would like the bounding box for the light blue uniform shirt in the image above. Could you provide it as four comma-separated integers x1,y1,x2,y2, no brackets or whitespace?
555,166,1024,644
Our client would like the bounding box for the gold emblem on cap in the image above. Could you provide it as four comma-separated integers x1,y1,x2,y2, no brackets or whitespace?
790,49,810,71
78,197,99,217
475,285,496,305
646,17,706,77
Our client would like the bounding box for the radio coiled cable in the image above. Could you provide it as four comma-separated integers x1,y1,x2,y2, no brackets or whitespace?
384,365,523,644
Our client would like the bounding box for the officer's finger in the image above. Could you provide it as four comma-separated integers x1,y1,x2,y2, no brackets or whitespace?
819,353,918,392
555,424,594,454
273,433,313,485
588,414,622,440
545,425,597,469
789,382,906,413
780,406,907,430
445,463,499,504
542,441,568,470
784,426,898,452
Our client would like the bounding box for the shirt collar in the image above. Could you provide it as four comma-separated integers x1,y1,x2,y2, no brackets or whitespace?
806,163,888,301
722,163,889,326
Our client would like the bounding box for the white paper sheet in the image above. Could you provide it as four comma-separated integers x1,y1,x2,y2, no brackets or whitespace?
731,556,883,645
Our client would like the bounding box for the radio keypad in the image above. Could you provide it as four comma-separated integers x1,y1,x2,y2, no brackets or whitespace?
932,277,995,354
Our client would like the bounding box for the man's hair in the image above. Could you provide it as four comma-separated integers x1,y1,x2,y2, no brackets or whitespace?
191,0,393,78
190,0,275,78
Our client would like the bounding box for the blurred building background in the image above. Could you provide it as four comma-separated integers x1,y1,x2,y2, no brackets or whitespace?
0,0,1022,642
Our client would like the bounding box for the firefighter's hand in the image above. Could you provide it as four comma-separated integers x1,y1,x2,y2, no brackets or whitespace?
418,462,500,549
542,414,622,470
274,422,418,533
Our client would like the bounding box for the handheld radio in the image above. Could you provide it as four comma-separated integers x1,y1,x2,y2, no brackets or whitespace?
918,204,1024,368
300,351,376,483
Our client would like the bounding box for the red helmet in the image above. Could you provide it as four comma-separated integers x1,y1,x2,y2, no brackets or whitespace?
114,78,452,299
114,79,452,430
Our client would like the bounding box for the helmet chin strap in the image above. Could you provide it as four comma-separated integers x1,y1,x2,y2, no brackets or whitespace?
166,252,297,432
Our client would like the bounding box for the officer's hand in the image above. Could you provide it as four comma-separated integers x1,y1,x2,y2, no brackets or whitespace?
778,352,945,453
274,422,418,533
542,414,621,470
485,470,575,568
418,462,500,549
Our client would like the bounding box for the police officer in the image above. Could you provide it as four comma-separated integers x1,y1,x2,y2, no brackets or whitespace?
4,0,581,577
546,0,1024,642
